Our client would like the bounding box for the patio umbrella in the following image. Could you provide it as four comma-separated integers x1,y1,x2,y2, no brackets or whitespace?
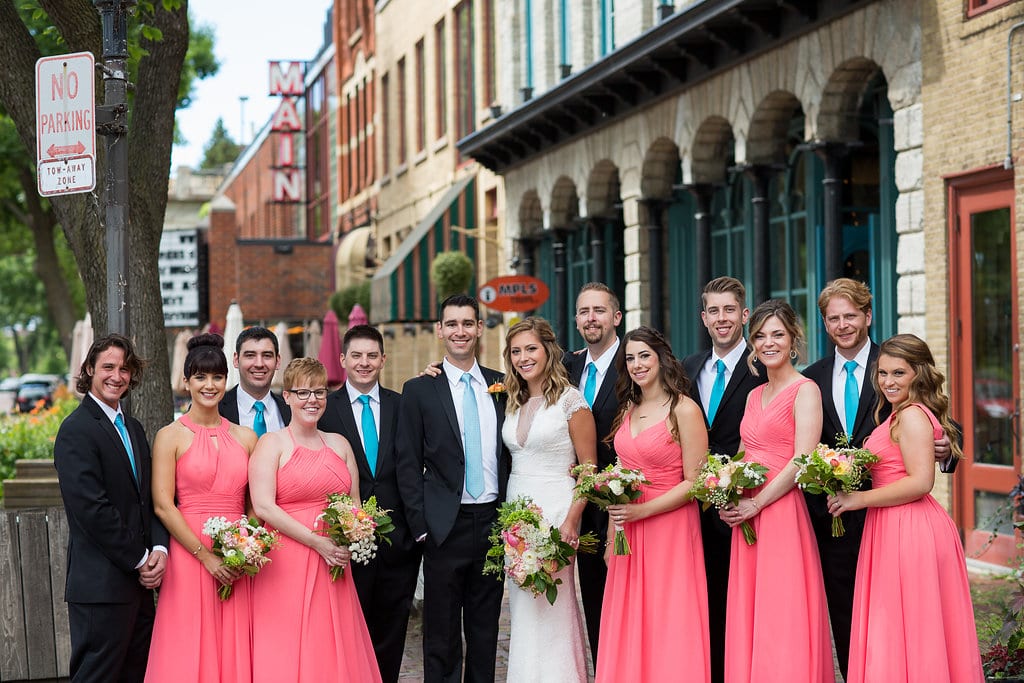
304,319,322,359
347,303,368,328
317,310,345,388
222,301,244,389
170,329,192,395
272,321,293,390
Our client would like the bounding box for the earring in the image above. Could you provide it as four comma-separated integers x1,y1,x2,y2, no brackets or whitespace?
789,350,797,360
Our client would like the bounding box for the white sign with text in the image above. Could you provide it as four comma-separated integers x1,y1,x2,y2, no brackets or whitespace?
36,51,96,196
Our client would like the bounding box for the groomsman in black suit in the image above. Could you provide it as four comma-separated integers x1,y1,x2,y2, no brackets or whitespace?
683,276,766,683
562,281,622,665
219,326,290,433
396,294,510,683
54,334,169,682
802,277,956,680
318,325,420,683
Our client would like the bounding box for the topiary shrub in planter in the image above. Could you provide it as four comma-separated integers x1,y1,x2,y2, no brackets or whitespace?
329,281,372,320
430,251,474,301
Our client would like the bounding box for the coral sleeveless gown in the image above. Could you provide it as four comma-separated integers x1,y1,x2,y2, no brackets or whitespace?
596,413,711,683
251,432,381,683
145,415,252,682
846,404,983,682
725,379,834,683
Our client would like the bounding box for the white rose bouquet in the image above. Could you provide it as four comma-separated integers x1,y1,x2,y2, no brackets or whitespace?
571,461,649,555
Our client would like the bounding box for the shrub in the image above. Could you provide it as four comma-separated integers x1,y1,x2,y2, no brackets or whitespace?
329,281,372,320
430,251,474,300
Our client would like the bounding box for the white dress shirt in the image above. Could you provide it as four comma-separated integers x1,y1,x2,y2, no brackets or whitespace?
831,342,872,434
345,381,381,448
236,387,285,433
443,358,499,504
577,337,621,400
696,339,748,416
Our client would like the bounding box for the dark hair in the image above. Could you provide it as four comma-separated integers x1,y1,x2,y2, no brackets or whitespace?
438,294,480,321
609,326,691,444
502,317,570,412
747,299,806,375
343,324,384,354
184,333,228,378
235,326,278,355
76,333,148,395
577,282,620,313
874,334,962,459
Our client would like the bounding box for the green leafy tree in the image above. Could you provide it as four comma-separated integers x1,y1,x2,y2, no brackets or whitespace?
0,0,217,435
200,117,243,169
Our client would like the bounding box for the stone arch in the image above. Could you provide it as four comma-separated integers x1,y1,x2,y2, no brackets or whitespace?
518,190,543,237
746,90,804,165
549,176,580,228
585,159,621,217
818,57,884,141
689,116,734,185
640,137,680,199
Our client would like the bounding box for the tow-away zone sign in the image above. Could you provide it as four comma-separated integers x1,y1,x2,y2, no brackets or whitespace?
36,51,96,197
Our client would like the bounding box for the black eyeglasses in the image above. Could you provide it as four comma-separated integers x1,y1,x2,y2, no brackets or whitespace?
288,388,328,400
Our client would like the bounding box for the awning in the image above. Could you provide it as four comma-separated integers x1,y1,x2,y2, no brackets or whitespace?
335,225,373,289
370,173,477,323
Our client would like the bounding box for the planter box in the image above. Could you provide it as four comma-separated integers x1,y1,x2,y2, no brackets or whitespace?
2,459,61,510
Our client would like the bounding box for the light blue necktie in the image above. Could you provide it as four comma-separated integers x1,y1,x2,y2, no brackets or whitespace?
114,413,138,482
253,400,267,437
707,359,727,424
461,373,484,499
583,362,597,407
358,395,379,475
844,360,859,438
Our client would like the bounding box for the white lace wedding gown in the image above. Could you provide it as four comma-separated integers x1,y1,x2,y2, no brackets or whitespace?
503,387,590,682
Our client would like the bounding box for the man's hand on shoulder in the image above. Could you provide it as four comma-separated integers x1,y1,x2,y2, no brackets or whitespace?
420,360,443,378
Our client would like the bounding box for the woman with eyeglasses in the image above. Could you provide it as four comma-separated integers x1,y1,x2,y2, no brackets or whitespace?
249,357,381,682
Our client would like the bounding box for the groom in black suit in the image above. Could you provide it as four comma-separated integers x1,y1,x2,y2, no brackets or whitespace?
396,294,510,683
318,325,420,683
54,334,169,682
683,276,766,683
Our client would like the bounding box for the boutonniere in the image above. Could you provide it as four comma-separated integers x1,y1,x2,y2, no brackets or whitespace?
486,382,507,402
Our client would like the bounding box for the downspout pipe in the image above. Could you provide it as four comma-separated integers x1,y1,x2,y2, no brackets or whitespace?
1005,21,1024,169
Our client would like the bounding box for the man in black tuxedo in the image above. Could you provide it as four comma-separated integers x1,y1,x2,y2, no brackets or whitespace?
683,276,766,683
219,326,290,433
318,325,420,683
396,294,510,683
54,334,169,683
562,281,622,665
802,277,956,680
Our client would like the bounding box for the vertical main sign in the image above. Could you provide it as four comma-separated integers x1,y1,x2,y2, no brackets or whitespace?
36,52,96,196
269,61,304,203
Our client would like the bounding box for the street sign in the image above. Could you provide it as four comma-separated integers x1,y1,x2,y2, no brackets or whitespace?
478,275,550,312
36,51,96,197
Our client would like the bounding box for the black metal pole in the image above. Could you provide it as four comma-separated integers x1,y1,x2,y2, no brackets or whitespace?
95,0,132,337
816,142,847,283
684,183,714,351
641,199,665,332
746,166,772,306
588,218,605,284
553,229,568,347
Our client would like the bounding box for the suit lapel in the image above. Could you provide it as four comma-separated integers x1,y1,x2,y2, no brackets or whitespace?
434,373,464,456
716,351,752,421
817,355,844,439
851,344,880,441
591,363,617,416
378,391,398,472
337,393,374,480
89,397,140,489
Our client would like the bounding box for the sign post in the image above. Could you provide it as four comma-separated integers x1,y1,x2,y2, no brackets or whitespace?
35,51,96,197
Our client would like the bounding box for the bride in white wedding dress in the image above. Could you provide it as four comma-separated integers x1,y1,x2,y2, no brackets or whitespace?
501,317,598,682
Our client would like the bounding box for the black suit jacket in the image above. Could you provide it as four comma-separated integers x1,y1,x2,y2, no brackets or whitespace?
802,343,886,450
395,366,511,545
564,349,619,467
54,394,168,603
683,347,767,456
218,386,291,427
318,384,415,555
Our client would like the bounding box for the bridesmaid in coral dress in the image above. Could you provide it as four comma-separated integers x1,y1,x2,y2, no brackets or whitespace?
249,358,381,683
597,326,710,683
719,301,834,683
146,333,258,682
828,334,983,682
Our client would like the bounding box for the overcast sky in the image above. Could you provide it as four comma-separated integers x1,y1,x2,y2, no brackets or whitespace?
171,0,333,171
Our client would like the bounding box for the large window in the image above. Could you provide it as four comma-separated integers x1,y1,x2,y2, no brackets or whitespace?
380,72,390,176
415,40,425,153
600,0,615,56
483,0,496,106
523,0,534,91
967,0,1014,17
435,19,448,139
454,1,476,139
397,57,407,166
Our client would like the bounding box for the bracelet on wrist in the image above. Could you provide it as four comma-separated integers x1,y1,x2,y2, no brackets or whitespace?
191,544,203,557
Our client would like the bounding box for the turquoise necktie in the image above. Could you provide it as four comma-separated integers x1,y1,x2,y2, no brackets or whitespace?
253,400,267,437
358,395,379,475
114,413,138,482
461,373,484,499
844,360,859,438
707,359,727,424
583,362,597,407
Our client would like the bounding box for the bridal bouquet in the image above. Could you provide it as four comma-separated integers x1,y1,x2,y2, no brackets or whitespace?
687,452,769,545
571,462,649,555
201,515,281,600
483,497,598,605
316,493,395,580
794,440,879,537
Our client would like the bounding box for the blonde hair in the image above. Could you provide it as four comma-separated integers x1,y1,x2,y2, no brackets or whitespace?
282,357,327,390
746,299,806,375
817,278,872,316
502,317,571,413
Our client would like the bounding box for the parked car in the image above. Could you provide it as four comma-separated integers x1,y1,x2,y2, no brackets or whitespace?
15,374,60,413
0,376,19,413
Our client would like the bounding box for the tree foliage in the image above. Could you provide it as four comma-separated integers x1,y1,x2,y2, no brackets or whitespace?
200,117,242,169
